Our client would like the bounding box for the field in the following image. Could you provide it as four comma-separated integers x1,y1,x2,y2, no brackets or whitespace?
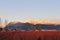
0,30,60,40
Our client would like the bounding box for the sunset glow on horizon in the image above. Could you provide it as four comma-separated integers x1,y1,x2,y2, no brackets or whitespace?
0,0,60,40
0,0,60,25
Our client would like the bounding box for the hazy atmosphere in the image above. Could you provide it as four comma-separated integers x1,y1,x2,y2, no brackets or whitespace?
0,0,60,22
0,0,60,40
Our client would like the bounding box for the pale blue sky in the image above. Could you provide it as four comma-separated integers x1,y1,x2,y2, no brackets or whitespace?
0,0,60,22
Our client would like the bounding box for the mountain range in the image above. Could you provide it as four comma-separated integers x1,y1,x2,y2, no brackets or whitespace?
4,22,60,30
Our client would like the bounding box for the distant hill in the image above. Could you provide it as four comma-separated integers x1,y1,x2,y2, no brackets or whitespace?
4,22,33,30
4,22,60,30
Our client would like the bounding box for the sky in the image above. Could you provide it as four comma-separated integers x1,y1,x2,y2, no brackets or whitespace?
0,0,60,22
